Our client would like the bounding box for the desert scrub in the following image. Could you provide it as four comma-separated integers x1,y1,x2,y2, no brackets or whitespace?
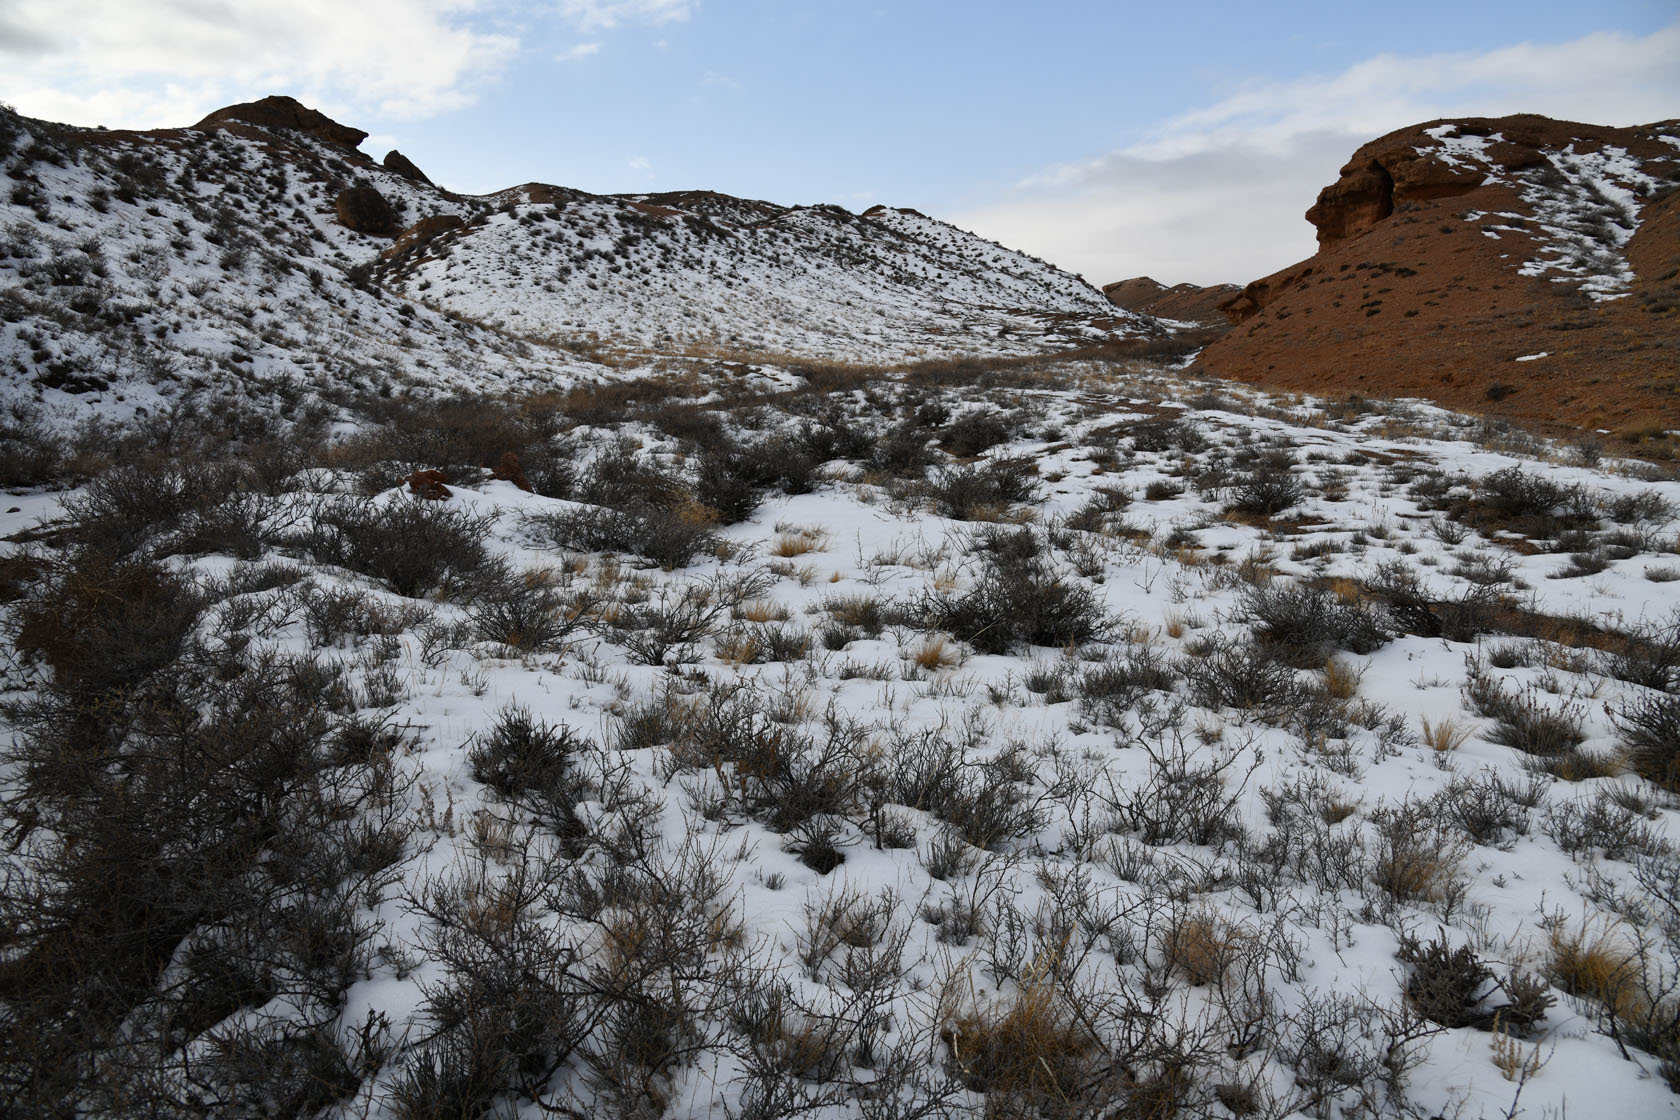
300,496,494,598
919,526,1109,653
1238,582,1389,668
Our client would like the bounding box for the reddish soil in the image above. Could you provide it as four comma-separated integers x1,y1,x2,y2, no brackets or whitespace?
1103,277,1242,326
1194,115,1680,441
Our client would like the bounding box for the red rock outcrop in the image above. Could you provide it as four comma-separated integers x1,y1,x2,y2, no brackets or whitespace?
1197,114,1680,436
335,186,400,236
194,95,367,150
383,150,432,185
491,452,533,492
407,470,452,501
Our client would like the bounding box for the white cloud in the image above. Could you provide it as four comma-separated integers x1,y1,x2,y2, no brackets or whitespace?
557,42,602,61
958,25,1680,287
0,0,518,129
628,155,651,170
556,0,695,32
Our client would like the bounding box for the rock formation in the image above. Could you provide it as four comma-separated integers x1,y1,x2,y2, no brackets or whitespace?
1103,277,1242,326
194,95,367,150
383,150,432,185
382,214,466,259
335,186,400,236
1197,114,1680,436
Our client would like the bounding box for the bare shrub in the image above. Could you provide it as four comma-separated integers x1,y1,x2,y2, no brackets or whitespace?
469,706,590,839
1074,646,1178,728
1369,801,1469,907
1239,582,1389,668
919,527,1109,653
302,497,494,598
1464,673,1586,757
1228,471,1304,517
1615,689,1680,791
470,564,594,652
535,502,718,569
1184,639,1309,720
1362,559,1498,641
926,458,1039,521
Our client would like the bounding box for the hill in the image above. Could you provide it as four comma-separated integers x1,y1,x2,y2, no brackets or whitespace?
1103,275,1241,326
0,96,1155,425
1195,114,1680,441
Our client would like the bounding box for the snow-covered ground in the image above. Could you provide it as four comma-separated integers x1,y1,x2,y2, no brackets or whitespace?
0,104,1150,433
5,361,1677,1117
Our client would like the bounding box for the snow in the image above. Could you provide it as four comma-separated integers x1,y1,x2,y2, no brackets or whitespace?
2,103,1680,1118
1422,128,1678,302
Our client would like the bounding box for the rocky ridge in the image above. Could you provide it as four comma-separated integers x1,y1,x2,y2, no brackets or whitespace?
1102,276,1242,326
1196,115,1680,437
0,98,1155,423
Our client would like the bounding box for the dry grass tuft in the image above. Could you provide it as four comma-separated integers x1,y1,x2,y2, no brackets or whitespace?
736,599,790,623
772,527,827,558
1421,717,1475,754
1322,657,1362,699
912,634,959,672
1164,912,1244,987
942,957,1094,1104
1548,922,1640,1020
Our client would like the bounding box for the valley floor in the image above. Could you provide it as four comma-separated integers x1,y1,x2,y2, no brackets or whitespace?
3,357,1679,1118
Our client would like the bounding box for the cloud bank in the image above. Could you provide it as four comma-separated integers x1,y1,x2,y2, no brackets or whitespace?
0,0,518,129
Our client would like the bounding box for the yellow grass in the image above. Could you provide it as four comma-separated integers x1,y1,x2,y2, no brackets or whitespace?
1322,657,1362,700
912,634,958,672
1420,717,1475,753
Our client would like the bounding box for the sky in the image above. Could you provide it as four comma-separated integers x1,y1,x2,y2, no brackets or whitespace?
2,1,1677,286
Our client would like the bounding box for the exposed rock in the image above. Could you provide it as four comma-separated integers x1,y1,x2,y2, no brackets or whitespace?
382,214,466,259
1196,114,1680,436
407,469,452,501
491,452,533,492
383,150,432,185
335,186,400,236
194,95,367,150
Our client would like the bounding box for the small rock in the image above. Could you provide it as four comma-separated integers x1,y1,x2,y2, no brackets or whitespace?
407,469,451,500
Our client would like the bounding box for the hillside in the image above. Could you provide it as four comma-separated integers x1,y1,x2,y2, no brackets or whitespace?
0,96,1154,426
1103,275,1242,326
1196,114,1680,441
4,98,1680,1120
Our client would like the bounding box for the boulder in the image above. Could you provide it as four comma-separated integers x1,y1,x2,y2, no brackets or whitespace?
407,469,451,501
194,95,367,149
336,186,400,236
383,150,432,185
491,452,534,492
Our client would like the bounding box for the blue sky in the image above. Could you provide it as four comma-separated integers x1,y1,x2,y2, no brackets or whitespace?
4,1,1677,284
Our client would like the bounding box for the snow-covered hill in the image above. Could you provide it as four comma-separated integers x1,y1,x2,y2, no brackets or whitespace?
381,188,1144,360
0,98,1153,425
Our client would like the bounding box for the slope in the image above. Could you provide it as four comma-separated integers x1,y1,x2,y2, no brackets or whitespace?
1196,114,1680,442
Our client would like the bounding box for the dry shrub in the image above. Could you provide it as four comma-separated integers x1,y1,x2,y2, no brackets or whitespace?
1370,802,1468,907
1548,923,1641,1020
772,530,823,557
942,967,1095,1105
912,634,958,672
1420,717,1474,754
1322,657,1361,700
1614,689,1680,791
1163,912,1244,987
